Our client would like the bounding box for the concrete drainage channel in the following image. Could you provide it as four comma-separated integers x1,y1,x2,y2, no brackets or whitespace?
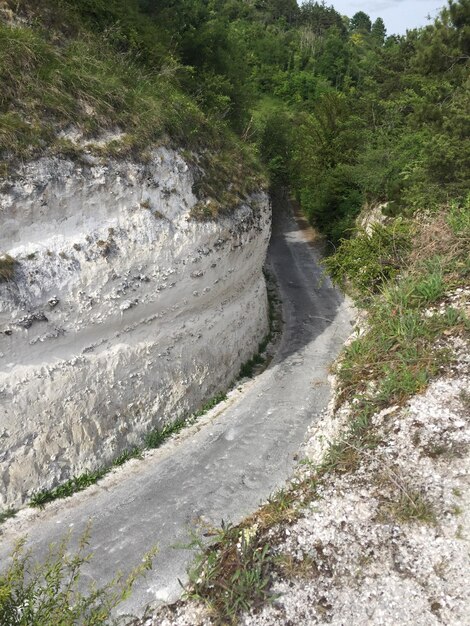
0,203,354,618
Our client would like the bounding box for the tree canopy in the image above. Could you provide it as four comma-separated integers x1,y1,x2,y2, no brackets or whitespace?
1,0,468,240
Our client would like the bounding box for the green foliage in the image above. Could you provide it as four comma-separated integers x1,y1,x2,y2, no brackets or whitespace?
323,220,412,297
30,470,107,508
0,508,16,524
112,447,142,467
187,521,274,624
350,11,372,34
2,0,468,238
0,13,207,168
447,196,470,234
387,490,437,524
328,205,469,408
144,419,186,449
194,393,228,418
0,527,156,625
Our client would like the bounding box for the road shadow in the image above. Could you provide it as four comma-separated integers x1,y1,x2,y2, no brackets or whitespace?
265,191,347,365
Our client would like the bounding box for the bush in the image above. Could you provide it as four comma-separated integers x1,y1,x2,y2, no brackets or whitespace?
323,219,411,298
0,527,156,626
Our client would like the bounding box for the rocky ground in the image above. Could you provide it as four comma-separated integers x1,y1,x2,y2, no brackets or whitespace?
148,290,470,626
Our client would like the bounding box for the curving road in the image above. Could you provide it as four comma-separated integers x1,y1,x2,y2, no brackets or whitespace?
0,199,354,617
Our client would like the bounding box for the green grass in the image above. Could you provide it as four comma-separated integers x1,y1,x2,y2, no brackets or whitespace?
0,525,156,625
0,507,17,524
238,277,280,379
194,393,228,418
112,446,142,467
0,7,266,205
0,17,206,170
322,219,412,301
29,469,108,508
387,490,437,525
145,418,186,449
186,521,275,624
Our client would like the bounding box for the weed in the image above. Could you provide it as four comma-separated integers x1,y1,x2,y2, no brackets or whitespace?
0,507,17,524
112,446,142,467
30,469,107,508
0,525,156,625
261,488,299,526
459,389,470,412
447,198,470,235
187,521,274,624
194,393,227,418
422,443,450,458
387,490,437,524
145,419,184,449
414,268,445,305
0,254,16,282
323,219,411,299
239,352,265,378
275,553,318,579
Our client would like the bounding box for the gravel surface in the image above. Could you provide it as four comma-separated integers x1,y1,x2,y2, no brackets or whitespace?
152,305,469,626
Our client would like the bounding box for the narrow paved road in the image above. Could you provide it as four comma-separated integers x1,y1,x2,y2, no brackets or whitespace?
0,201,354,617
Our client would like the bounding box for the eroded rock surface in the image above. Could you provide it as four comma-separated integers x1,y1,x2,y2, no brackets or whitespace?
0,148,270,507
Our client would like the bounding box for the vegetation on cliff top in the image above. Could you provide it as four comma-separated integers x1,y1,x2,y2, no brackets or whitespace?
1,0,468,232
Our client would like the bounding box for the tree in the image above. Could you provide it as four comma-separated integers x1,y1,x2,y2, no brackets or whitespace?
371,17,386,45
350,11,372,33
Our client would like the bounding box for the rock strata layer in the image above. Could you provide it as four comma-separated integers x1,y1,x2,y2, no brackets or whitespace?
0,148,270,508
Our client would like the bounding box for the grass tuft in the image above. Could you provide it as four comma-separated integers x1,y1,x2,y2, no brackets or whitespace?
0,507,17,524
0,254,17,282
387,490,437,525
187,521,275,624
29,469,107,508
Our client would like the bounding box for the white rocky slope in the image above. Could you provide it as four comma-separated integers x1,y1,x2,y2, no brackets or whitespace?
0,148,270,508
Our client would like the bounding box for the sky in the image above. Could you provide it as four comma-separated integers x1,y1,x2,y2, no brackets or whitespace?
325,0,446,35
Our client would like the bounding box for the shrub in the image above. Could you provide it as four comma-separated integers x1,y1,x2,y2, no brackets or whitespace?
0,527,156,625
323,219,411,298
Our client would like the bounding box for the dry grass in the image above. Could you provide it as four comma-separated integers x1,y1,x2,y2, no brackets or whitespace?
409,209,470,275
0,253,16,281
383,489,437,525
275,553,319,579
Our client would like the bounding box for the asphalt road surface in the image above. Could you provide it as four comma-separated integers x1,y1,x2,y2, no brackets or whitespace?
0,200,354,618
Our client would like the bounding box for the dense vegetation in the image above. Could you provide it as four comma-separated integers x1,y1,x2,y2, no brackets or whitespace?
1,0,468,235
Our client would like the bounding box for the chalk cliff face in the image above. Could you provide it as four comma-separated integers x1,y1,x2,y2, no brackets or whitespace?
0,148,270,508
